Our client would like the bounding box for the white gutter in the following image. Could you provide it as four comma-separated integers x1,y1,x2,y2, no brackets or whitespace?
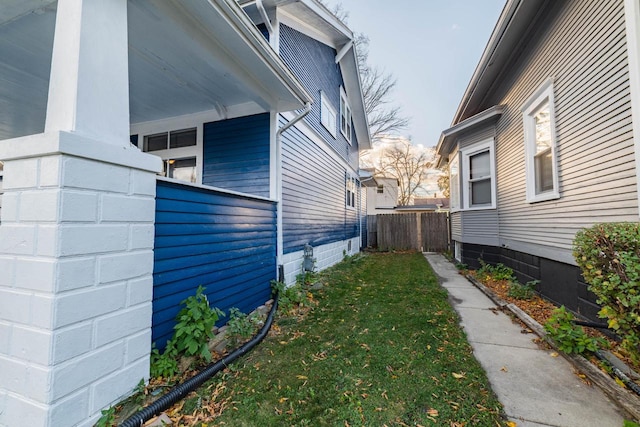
275,102,312,268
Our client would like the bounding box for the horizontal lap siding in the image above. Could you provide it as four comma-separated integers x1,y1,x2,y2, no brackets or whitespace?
279,24,359,169
202,113,271,198
493,0,637,260
153,180,276,348
281,119,357,253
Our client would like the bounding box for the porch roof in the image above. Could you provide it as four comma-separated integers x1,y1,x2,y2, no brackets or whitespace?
0,0,312,141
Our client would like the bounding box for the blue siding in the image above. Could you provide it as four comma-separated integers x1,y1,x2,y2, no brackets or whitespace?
360,185,367,248
281,117,360,254
153,180,276,348
279,24,359,170
202,114,271,198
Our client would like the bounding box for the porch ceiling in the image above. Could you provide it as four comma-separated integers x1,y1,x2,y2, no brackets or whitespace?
0,0,309,142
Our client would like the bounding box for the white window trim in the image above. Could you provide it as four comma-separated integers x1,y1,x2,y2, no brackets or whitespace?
340,87,352,144
131,116,205,185
449,151,461,212
346,174,357,210
320,91,337,138
521,78,560,203
461,139,496,210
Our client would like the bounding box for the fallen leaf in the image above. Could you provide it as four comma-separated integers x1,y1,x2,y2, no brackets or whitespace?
452,372,465,379
550,352,559,357
500,366,508,372
506,421,518,427
296,375,308,380
426,408,439,417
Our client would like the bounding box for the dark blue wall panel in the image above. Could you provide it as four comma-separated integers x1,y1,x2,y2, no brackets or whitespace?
202,113,271,198
279,25,360,171
153,180,276,349
280,116,360,254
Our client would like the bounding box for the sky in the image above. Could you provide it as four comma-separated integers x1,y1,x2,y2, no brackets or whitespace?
324,0,506,149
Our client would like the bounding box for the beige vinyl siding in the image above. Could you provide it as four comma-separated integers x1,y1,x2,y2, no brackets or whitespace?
492,0,637,264
457,127,500,245
460,210,500,246
451,212,461,240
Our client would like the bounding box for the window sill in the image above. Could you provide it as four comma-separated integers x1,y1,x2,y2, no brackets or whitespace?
527,192,560,204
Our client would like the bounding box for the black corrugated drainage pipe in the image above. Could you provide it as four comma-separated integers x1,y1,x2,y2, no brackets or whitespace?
119,294,279,427
594,350,640,397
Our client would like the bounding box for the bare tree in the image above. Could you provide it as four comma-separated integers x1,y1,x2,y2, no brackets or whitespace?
318,1,409,142
437,166,450,198
361,137,435,205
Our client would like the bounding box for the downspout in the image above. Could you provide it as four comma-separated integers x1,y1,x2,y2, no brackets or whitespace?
275,103,312,274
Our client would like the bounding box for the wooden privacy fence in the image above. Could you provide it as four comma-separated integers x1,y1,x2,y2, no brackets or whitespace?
368,212,449,252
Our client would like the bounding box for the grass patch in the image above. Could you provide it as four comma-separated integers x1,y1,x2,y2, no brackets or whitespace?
208,252,504,426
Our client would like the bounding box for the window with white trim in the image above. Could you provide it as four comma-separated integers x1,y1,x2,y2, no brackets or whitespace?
522,79,559,202
142,127,198,184
320,91,337,138
461,139,496,210
346,175,357,209
449,152,460,211
340,87,352,143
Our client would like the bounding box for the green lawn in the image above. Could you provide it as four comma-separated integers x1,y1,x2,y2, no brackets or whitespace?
206,252,505,426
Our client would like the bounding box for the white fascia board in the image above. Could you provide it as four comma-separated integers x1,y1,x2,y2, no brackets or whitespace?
339,47,371,150
277,9,337,48
624,0,640,217
452,0,519,123
207,0,312,109
435,105,503,168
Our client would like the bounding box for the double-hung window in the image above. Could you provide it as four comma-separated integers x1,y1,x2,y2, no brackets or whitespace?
346,175,357,209
320,91,337,138
340,87,352,143
461,139,496,210
522,79,559,202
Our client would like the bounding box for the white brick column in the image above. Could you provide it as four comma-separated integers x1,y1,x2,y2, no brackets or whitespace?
0,1,162,426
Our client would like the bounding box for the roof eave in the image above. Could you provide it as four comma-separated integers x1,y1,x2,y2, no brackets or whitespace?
452,0,548,123
216,0,312,109
435,105,503,168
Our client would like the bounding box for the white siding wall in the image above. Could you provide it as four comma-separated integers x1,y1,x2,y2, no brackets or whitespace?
493,0,638,264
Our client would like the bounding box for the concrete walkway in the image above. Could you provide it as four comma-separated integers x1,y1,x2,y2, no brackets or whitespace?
424,253,627,427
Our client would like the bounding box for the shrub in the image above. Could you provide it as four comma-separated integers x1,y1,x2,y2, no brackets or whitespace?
476,260,515,282
173,286,225,362
573,222,640,362
507,280,538,300
544,306,606,355
150,286,224,379
227,307,262,345
271,280,307,313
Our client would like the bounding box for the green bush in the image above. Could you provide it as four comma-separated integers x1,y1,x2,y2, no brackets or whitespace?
271,280,307,313
544,306,606,355
507,280,538,300
573,222,640,362
227,307,262,345
476,260,515,281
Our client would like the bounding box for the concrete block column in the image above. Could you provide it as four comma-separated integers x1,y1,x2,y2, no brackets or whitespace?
0,133,161,427
0,1,162,426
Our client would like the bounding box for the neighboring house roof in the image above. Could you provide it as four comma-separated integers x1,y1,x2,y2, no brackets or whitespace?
394,204,439,212
238,0,372,149
359,169,378,188
0,0,313,140
413,197,450,209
